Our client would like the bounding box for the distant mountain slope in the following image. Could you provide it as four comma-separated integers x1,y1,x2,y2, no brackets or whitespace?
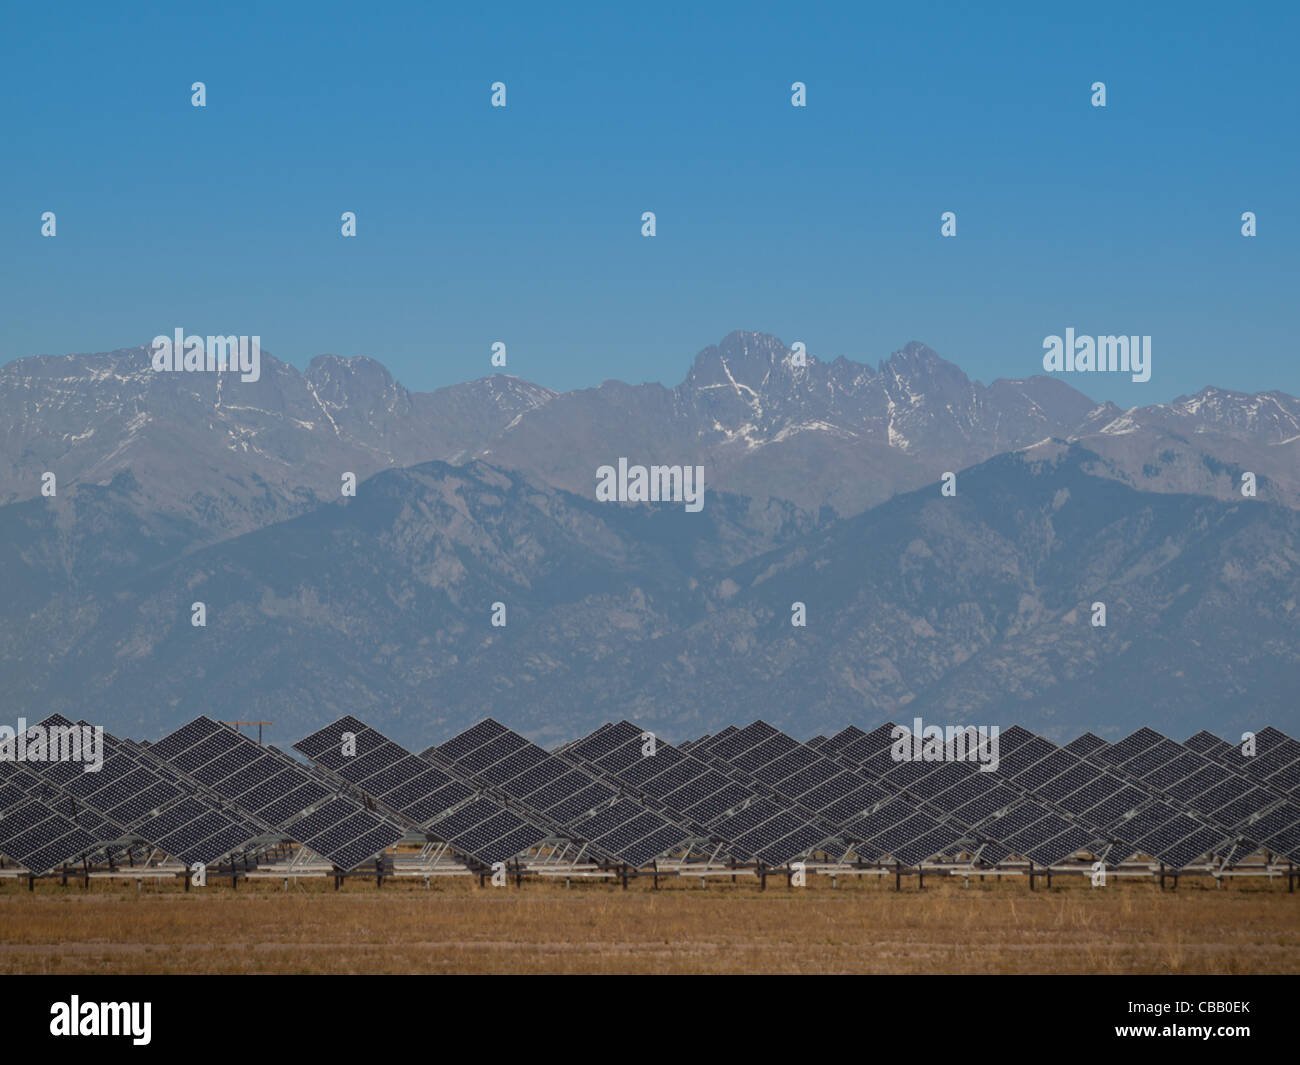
7,333,1297,547
667,442,1300,742
0,345,555,544
4,448,1295,745
5,331,1299,744
479,332,1106,514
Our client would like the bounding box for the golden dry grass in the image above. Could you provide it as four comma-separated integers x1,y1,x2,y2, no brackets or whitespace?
1,872,1296,974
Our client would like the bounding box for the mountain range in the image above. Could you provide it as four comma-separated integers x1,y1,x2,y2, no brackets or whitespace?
3,331,1297,746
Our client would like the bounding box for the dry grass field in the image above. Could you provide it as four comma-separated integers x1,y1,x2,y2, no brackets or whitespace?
2,872,1297,975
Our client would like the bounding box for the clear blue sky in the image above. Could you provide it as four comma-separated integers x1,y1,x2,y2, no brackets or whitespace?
2,1,1296,406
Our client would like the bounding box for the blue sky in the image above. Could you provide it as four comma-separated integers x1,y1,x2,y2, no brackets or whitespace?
2,1,1296,406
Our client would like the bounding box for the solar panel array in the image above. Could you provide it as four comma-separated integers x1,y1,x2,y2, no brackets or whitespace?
0,760,108,877
808,724,1147,867
69,717,270,868
148,716,405,871
0,713,268,875
3,714,1298,878
556,720,842,866
1096,726,1300,865
295,715,551,867
683,720,1300,872
686,720,981,867
814,721,1300,870
423,719,700,867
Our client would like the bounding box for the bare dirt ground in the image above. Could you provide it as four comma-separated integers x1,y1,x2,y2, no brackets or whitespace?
1,873,1296,974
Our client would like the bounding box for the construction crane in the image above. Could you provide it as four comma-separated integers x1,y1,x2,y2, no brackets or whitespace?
223,721,273,745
